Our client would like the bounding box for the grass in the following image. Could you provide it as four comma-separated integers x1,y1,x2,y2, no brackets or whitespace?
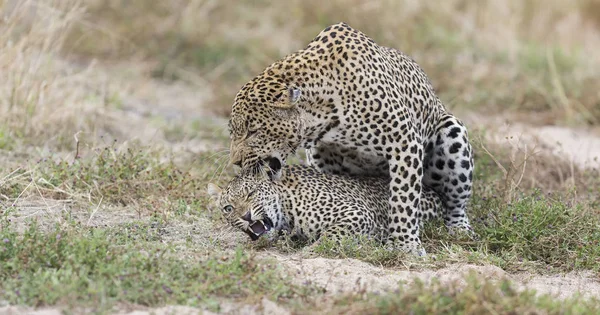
0,142,218,221
0,218,315,313
0,0,118,149
4,216,600,314
469,193,600,270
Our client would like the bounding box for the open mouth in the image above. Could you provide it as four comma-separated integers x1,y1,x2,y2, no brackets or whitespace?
248,157,282,179
244,217,274,241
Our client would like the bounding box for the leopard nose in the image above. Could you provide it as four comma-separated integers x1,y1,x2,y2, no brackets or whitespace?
241,211,252,222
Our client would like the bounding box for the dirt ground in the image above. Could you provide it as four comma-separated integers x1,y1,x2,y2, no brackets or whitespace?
461,112,600,169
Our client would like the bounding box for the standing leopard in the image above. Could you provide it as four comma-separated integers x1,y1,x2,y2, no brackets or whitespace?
228,22,474,254
208,164,444,244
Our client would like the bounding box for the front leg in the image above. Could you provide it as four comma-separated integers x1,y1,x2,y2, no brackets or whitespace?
387,136,425,255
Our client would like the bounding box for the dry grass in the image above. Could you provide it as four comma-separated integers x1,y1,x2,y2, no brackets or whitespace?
473,135,600,203
0,0,114,150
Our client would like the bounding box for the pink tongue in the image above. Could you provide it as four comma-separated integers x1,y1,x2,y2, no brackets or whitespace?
250,222,266,235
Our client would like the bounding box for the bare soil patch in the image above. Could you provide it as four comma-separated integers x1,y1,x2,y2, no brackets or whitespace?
461,112,600,169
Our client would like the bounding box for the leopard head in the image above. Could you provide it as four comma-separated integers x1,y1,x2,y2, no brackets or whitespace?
228,66,306,180
207,169,287,241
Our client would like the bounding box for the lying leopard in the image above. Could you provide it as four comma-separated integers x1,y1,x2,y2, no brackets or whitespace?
208,164,443,245
228,22,475,254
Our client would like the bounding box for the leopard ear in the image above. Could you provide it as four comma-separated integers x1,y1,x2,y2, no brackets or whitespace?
288,86,302,104
270,86,301,109
206,183,222,199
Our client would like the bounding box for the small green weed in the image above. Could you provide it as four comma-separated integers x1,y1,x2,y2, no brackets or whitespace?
0,127,15,150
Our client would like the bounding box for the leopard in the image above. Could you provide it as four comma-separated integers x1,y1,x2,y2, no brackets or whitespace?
207,164,444,245
227,22,474,255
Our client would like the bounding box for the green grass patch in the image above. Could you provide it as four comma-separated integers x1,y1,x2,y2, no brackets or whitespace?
0,219,316,312
327,273,600,314
310,235,411,267
0,127,16,150
3,217,599,314
420,192,600,272
470,193,600,270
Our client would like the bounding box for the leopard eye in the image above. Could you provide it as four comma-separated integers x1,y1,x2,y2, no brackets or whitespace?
246,129,258,138
223,205,234,213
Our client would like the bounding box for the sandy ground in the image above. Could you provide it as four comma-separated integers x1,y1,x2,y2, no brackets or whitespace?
461,112,600,169
3,66,600,315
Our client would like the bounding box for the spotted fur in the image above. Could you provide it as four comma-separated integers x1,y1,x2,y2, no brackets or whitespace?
228,23,474,254
208,165,443,244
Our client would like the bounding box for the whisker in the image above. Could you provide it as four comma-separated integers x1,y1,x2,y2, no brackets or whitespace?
216,157,231,183
203,149,230,162
210,122,230,138
208,154,231,183
284,143,304,165
211,152,230,167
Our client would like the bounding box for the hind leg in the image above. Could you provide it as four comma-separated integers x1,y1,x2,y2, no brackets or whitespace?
423,114,474,232
420,185,444,223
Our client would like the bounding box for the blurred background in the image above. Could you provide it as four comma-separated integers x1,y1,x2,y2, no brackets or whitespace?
77,0,600,120
1,0,600,153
